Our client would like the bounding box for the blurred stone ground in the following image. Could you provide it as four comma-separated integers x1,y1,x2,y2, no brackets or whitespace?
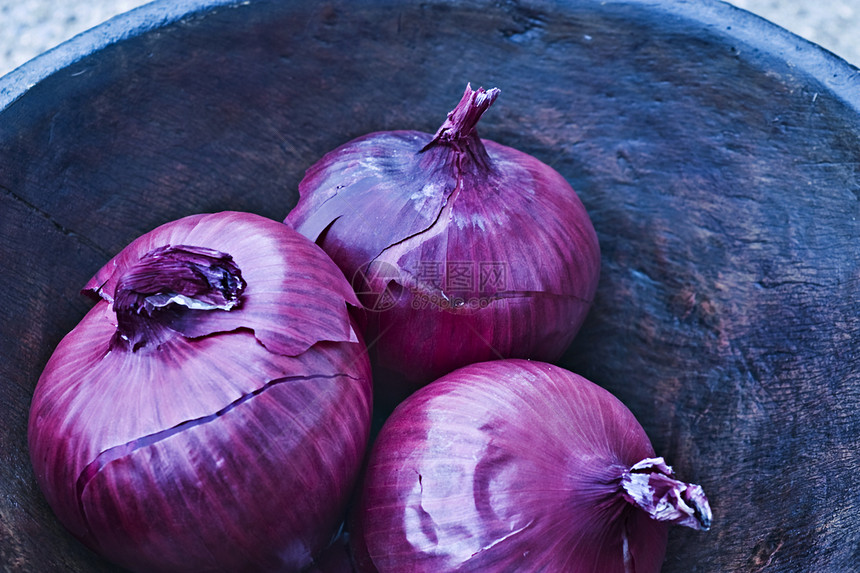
0,0,858,77
0,0,146,77
729,0,859,66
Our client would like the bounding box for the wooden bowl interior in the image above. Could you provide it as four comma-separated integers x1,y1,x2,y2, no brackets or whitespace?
2,0,859,570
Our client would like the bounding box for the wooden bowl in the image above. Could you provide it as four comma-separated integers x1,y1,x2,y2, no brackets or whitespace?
2,0,859,571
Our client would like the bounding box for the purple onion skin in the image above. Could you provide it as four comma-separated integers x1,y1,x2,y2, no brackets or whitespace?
351,360,710,573
286,85,601,399
28,212,373,573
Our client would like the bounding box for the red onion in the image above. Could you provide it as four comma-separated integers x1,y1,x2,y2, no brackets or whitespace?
286,85,601,399
28,211,373,573
351,359,711,573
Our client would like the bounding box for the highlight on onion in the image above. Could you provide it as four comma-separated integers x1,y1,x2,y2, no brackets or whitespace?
351,359,711,573
28,211,373,573
286,84,601,400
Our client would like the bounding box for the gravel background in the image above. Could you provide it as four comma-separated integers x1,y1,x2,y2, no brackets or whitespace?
1,0,859,78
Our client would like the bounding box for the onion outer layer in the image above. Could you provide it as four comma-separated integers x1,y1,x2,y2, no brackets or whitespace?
28,212,373,572
286,84,601,399
351,359,710,573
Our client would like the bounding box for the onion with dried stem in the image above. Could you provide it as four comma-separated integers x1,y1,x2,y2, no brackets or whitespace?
351,359,711,573
28,211,373,573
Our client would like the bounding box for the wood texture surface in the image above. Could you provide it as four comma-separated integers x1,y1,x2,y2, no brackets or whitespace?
1,0,859,571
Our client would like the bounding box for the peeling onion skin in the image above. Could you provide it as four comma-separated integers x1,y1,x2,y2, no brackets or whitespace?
28,212,373,573
286,85,601,400
351,360,710,573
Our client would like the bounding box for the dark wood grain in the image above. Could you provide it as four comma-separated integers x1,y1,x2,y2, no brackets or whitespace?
2,0,859,571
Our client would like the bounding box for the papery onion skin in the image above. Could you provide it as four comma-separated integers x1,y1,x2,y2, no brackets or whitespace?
286,85,601,399
28,212,373,573
351,359,710,573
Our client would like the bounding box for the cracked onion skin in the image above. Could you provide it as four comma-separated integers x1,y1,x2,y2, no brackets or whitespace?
350,360,711,573
28,212,373,573
286,85,601,400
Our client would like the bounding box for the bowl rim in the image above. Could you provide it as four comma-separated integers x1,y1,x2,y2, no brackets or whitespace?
0,0,239,111
1,0,859,114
